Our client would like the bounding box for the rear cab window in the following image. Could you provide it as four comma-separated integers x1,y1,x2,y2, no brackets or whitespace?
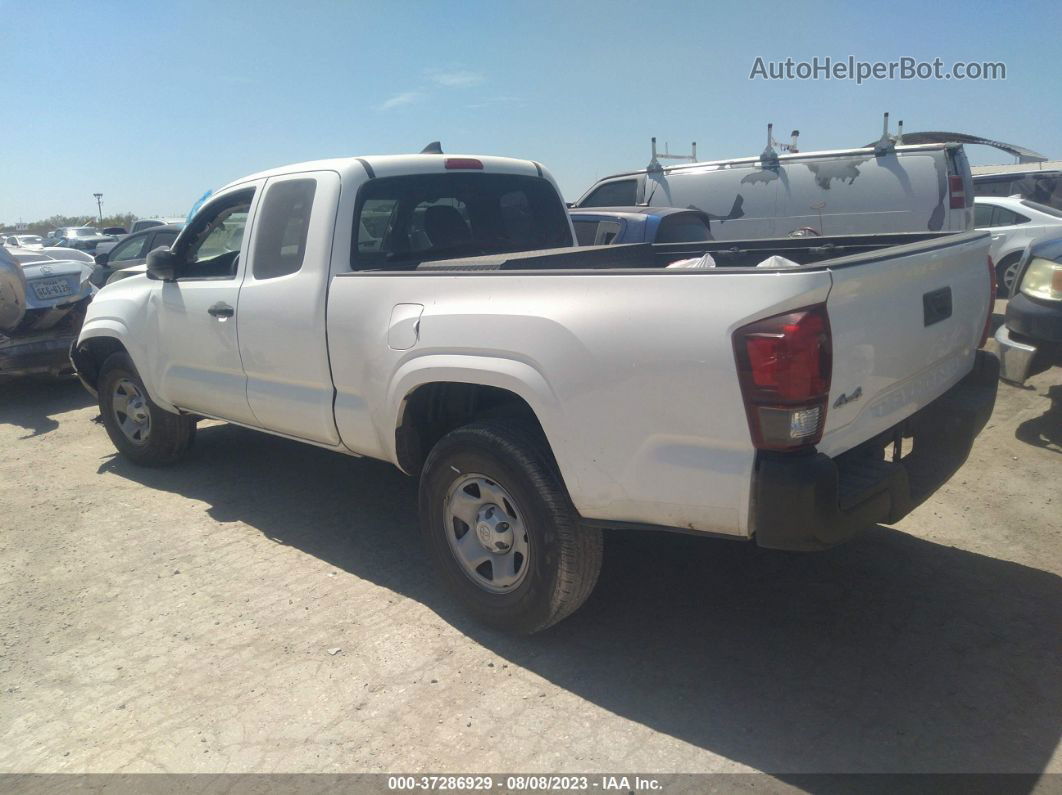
351,172,572,270
572,218,624,245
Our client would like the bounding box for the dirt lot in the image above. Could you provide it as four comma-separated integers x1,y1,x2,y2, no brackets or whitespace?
1,306,1059,777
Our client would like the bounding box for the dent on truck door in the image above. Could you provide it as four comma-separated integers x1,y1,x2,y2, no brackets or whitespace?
237,171,342,445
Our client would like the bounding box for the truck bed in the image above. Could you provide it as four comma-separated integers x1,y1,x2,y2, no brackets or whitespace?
412,231,972,272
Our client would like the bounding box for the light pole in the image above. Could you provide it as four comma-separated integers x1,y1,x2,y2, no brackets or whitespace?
93,193,104,225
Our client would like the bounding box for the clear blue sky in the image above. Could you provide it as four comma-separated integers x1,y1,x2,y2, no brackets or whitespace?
1,0,1058,222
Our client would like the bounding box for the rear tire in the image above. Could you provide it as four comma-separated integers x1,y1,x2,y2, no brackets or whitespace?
419,421,602,634
98,352,195,467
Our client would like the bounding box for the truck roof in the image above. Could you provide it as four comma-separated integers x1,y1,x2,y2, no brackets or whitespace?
219,153,548,193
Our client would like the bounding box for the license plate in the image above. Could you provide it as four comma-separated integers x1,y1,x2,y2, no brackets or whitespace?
32,278,73,300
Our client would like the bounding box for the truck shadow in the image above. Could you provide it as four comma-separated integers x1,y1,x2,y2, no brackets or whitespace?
1015,384,1061,453
97,423,1061,783
0,376,94,438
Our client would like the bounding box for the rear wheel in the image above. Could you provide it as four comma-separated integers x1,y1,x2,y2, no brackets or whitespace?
98,352,195,466
419,421,602,633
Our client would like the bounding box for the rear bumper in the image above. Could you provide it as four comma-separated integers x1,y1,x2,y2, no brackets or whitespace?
0,332,79,377
752,350,998,551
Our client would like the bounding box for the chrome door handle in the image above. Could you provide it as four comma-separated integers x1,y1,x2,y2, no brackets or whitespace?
208,302,234,319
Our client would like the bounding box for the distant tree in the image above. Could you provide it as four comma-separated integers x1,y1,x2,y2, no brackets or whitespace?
1,212,141,237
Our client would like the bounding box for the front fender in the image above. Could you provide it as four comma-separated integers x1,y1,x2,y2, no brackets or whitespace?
77,316,177,413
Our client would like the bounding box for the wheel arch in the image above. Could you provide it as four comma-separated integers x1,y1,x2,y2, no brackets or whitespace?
73,323,175,411
388,357,571,485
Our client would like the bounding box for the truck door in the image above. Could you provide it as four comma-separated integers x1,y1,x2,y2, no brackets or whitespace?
156,183,262,425
237,171,342,445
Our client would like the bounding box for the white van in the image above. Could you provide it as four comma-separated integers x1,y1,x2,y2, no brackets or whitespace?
573,143,975,240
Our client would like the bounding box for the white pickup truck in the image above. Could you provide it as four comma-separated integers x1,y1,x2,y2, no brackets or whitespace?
72,153,999,632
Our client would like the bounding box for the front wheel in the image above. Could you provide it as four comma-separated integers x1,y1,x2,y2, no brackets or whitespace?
98,352,195,466
419,421,602,634
997,253,1024,299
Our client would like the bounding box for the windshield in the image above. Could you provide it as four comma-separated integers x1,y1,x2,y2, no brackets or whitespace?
70,228,100,237
352,172,571,270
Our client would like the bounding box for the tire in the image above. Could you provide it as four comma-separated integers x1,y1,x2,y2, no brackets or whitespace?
98,352,195,467
996,253,1024,299
419,421,603,634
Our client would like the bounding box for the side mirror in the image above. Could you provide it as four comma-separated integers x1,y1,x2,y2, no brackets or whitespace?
146,247,180,282
94,251,110,266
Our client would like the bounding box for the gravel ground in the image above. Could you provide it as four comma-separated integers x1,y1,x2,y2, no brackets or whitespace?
1,307,1059,777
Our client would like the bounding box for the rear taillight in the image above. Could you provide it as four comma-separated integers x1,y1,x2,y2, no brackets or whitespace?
949,175,967,209
733,305,832,452
445,158,483,170
980,255,997,347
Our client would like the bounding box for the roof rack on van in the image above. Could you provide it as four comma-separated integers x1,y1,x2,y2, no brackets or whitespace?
647,138,697,172
874,112,903,155
759,124,801,167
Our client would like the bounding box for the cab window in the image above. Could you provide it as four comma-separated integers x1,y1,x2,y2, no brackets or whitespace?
253,178,317,279
108,234,149,263
579,179,638,208
179,189,254,280
351,173,572,270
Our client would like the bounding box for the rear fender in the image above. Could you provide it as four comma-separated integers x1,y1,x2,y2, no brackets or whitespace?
384,354,574,486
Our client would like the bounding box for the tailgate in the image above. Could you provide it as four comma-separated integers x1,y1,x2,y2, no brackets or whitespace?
818,231,992,457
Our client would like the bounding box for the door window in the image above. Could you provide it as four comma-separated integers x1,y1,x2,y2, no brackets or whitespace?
992,207,1029,226
151,230,178,250
252,178,317,279
579,179,638,208
109,234,149,263
974,204,995,227
180,189,254,280
978,204,1030,227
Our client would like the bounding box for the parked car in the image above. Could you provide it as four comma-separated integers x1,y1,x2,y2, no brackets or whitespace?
3,234,44,249
9,245,96,265
569,207,712,245
573,143,975,240
102,226,128,236
995,236,1062,384
974,169,1062,211
130,217,186,234
92,223,182,288
72,152,997,633
975,197,1062,296
47,227,116,254
0,246,97,378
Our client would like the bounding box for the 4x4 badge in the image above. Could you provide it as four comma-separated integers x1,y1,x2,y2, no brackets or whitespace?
833,386,863,408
